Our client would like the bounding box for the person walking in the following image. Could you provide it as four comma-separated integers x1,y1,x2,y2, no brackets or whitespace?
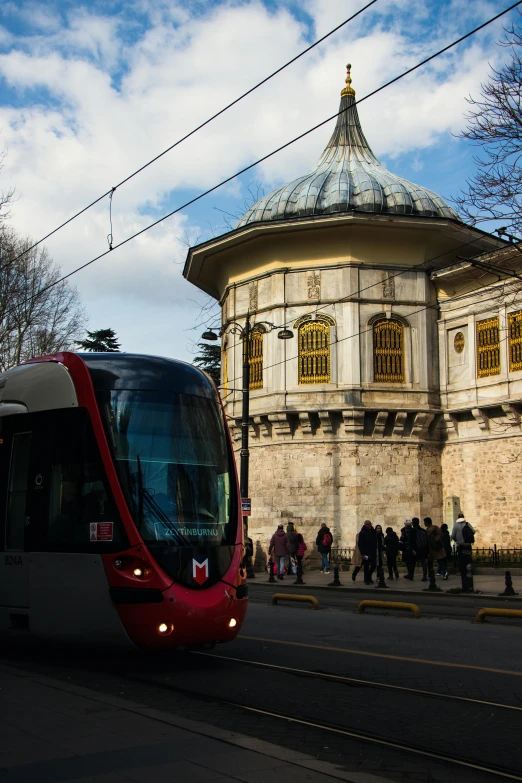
296,533,307,572
286,522,298,575
316,523,333,574
424,517,448,580
244,528,255,578
384,526,400,580
400,520,417,580
358,520,377,585
351,532,363,582
269,524,290,580
412,517,429,581
439,523,453,574
451,513,475,575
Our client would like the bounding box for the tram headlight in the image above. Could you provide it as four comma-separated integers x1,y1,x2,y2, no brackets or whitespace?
133,567,144,577
228,618,237,628
157,622,174,636
114,559,123,569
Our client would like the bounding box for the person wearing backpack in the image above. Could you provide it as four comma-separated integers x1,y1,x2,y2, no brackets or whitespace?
316,523,333,574
412,518,429,581
424,517,448,580
451,513,475,575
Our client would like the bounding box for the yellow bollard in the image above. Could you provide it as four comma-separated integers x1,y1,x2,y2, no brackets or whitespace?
271,593,320,610
475,607,522,624
357,600,421,619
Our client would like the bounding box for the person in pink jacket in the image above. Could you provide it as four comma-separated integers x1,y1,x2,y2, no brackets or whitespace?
269,524,290,580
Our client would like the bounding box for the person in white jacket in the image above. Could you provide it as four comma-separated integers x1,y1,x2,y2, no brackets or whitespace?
451,513,475,573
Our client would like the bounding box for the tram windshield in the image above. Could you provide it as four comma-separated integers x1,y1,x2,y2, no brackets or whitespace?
100,390,235,546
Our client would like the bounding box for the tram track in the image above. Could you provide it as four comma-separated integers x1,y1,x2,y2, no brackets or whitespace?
193,650,522,713
121,667,522,782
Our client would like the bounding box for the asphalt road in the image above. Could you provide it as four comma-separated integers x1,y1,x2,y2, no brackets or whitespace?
246,580,522,622
3,601,522,783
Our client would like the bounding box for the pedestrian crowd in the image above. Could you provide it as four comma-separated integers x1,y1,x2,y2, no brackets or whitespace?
267,513,475,582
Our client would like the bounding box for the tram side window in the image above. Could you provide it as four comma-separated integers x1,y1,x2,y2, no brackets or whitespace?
6,432,31,550
47,411,124,551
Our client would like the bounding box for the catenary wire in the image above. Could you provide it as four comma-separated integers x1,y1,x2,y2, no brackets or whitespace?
1,0,520,329
1,0,379,273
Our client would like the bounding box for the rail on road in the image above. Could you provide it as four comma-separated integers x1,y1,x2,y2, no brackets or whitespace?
357,600,422,619
271,593,320,610
475,607,522,624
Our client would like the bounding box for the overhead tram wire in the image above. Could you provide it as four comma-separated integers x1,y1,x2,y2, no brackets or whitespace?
1,0,520,329
1,0,379,273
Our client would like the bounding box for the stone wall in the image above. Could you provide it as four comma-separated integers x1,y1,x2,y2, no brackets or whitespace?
441,436,522,547
239,440,443,564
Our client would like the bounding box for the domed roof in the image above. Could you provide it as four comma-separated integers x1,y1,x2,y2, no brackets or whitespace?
236,65,459,228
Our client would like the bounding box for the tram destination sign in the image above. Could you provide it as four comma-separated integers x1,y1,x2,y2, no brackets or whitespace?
241,498,251,516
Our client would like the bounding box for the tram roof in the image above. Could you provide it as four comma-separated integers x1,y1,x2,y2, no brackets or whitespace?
77,352,217,399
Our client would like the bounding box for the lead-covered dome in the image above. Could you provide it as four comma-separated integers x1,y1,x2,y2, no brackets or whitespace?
237,65,459,228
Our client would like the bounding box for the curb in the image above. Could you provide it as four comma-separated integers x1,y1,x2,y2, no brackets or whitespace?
0,663,394,783
249,581,522,602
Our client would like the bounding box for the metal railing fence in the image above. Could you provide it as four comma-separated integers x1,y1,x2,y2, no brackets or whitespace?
330,546,522,568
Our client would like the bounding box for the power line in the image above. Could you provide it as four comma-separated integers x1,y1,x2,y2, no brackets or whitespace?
1,0,520,329
2,0,379,273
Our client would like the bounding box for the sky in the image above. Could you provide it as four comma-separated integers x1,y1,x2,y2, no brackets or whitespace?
0,0,519,363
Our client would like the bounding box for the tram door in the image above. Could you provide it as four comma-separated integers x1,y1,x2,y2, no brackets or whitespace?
0,421,32,615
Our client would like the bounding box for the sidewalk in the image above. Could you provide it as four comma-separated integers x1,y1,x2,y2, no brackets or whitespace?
0,664,392,783
252,569,522,598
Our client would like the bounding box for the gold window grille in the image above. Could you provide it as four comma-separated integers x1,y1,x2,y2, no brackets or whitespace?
509,311,522,372
373,319,405,382
298,320,330,384
222,343,228,392
477,317,500,378
245,330,263,390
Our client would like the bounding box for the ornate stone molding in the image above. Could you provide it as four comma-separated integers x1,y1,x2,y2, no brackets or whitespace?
502,403,521,429
307,271,320,300
249,280,258,312
343,409,365,437
382,270,395,300
374,411,389,436
471,408,489,432
298,411,313,435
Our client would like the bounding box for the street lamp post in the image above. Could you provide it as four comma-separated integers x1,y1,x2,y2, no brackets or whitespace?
240,313,251,513
202,315,293,535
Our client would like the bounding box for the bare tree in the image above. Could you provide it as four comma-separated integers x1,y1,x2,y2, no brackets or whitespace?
0,149,15,222
454,15,522,234
0,227,87,370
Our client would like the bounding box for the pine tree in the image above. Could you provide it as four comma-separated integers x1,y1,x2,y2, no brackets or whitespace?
193,343,220,384
76,328,121,352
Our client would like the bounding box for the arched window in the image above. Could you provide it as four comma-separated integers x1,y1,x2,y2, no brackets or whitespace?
508,310,522,372
294,315,334,384
246,329,264,390
372,317,405,382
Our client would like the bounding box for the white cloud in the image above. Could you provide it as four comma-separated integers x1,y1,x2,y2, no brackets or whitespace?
0,0,515,360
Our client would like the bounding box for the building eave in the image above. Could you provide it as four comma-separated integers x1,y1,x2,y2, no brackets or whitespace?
183,211,506,300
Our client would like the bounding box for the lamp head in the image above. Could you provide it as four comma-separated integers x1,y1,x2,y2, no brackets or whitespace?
277,328,294,340
201,329,218,341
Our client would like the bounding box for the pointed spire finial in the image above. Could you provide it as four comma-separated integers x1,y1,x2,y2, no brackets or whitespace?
341,62,355,97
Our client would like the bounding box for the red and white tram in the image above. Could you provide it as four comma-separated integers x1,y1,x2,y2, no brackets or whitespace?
0,352,247,649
